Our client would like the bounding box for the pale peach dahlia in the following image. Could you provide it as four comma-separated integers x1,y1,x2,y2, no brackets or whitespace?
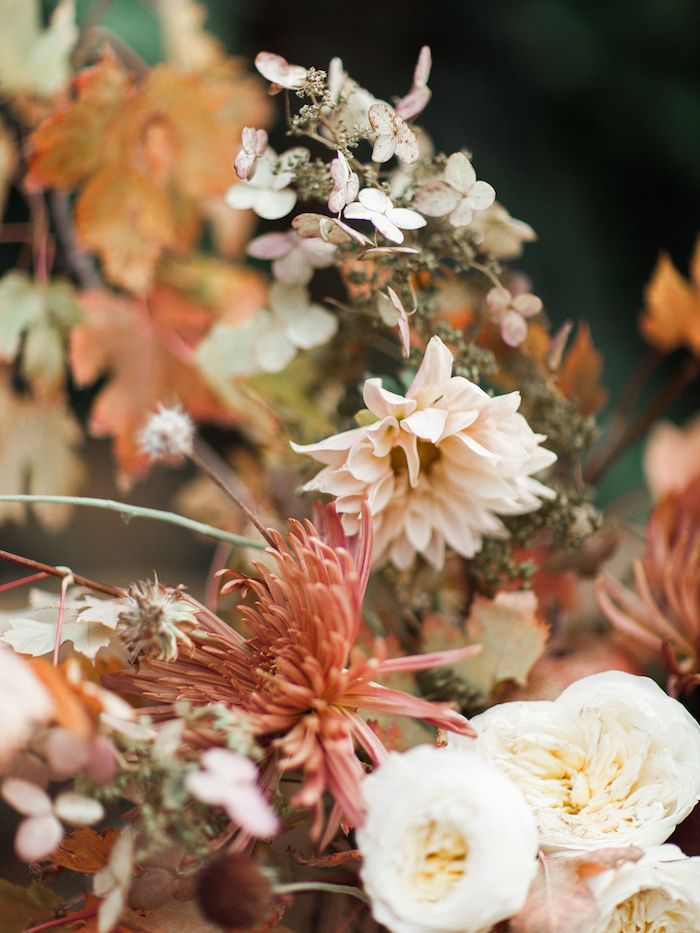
292,336,556,570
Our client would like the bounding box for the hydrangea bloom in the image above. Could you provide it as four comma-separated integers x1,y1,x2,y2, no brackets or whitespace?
254,51,308,90
450,671,700,852
328,151,360,214
226,149,302,220
470,202,536,259
233,127,268,181
413,152,495,227
292,335,556,569
247,230,336,286
344,188,426,244
486,286,543,347
357,745,539,933
368,102,420,165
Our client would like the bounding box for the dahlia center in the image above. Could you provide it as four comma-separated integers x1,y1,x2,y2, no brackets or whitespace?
390,440,442,476
409,820,468,902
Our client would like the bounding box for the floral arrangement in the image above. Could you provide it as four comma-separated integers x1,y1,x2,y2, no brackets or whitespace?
1,3,700,932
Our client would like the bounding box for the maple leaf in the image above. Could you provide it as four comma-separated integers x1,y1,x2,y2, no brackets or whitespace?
422,592,548,703
27,53,269,293
49,827,120,874
510,848,642,933
0,588,121,661
0,379,84,530
640,239,700,356
0,878,63,933
556,322,608,416
0,0,77,98
69,288,236,480
0,271,83,397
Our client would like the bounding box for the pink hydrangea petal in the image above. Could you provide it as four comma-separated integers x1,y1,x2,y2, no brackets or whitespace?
255,52,308,89
300,237,337,268
499,311,528,347
273,248,313,286
513,293,543,317
247,232,294,261
53,792,104,826
2,778,52,817
16,814,64,862
226,786,279,838
486,286,512,312
413,181,460,217
448,199,475,228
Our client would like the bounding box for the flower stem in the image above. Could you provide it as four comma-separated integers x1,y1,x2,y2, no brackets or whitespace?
0,549,120,597
0,494,266,550
275,881,370,906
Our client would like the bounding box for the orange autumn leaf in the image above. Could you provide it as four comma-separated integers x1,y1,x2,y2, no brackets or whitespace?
556,321,607,416
70,288,235,479
640,239,700,355
27,52,268,294
27,658,93,738
49,827,119,874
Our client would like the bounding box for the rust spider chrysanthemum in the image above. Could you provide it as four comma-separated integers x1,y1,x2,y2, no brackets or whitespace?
120,503,476,833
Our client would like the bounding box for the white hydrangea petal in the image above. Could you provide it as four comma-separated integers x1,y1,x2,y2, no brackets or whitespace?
16,814,63,862
367,102,395,135
254,188,297,221
448,199,475,228
387,207,427,231
500,310,528,347
343,202,374,223
273,248,313,286
513,293,543,317
254,52,308,89
444,152,476,193
466,180,496,211
2,778,51,817
413,182,460,217
395,127,420,165
224,183,260,210
372,213,404,244
256,330,297,372
247,232,293,260
285,303,338,350
358,188,389,213
371,134,397,163
53,792,105,826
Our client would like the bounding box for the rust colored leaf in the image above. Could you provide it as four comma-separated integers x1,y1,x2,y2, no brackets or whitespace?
27,53,268,293
640,240,700,356
556,321,607,416
48,827,120,874
288,847,361,868
69,288,235,479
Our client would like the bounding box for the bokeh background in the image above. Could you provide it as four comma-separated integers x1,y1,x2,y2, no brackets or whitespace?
2,0,699,589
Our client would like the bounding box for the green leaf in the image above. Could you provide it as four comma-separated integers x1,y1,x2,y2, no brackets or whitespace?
0,879,63,933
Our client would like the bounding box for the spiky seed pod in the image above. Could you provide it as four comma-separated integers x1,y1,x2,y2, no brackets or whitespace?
118,580,198,666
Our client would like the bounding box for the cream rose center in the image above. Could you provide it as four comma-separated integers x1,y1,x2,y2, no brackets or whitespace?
406,819,468,902
602,887,699,932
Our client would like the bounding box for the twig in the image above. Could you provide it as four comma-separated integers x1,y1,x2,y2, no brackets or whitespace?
0,550,121,597
275,881,370,906
0,495,267,551
49,192,100,289
0,572,48,593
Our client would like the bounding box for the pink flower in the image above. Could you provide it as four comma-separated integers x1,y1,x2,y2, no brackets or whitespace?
247,230,336,286
185,749,278,838
328,151,360,214
344,188,426,244
292,336,556,570
254,52,308,91
120,503,476,836
395,45,432,120
486,286,543,347
233,127,268,181
413,152,495,227
226,149,303,220
368,103,420,164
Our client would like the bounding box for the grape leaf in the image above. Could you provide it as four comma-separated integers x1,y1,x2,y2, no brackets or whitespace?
0,879,63,933
0,0,76,98
69,288,237,480
0,379,84,530
27,53,269,293
422,592,548,702
640,240,700,356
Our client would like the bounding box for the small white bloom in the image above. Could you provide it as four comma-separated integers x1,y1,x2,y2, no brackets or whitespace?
254,51,308,90
486,286,543,348
138,403,195,462
470,202,536,259
451,671,700,853
292,335,556,570
413,153,495,227
226,149,304,221
344,188,426,244
357,745,539,933
94,827,135,933
247,230,336,286
233,127,268,180
588,844,700,932
368,102,420,164
328,151,360,213
186,748,278,838
395,46,432,120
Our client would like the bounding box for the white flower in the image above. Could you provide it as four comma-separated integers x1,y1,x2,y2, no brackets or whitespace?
138,403,195,462
344,188,426,244
357,745,539,933
247,230,336,286
94,827,134,933
185,748,278,838
233,127,268,180
328,151,360,214
450,671,700,853
292,335,556,570
413,153,495,227
0,648,53,768
254,51,308,90
326,57,377,132
586,844,700,932
470,202,536,259
395,46,432,120
368,102,420,164
226,149,304,220
1,777,104,862
486,286,543,348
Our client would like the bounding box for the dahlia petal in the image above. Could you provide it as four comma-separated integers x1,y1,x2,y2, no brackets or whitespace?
365,416,400,457
407,335,454,399
405,506,432,552
363,379,416,420
401,408,448,442
291,428,366,464
346,444,390,483
341,682,475,737
376,644,481,674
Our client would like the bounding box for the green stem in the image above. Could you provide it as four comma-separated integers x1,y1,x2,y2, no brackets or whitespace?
0,495,266,550
275,881,370,906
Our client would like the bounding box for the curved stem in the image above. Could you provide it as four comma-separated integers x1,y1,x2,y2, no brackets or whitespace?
0,495,266,550
275,881,370,906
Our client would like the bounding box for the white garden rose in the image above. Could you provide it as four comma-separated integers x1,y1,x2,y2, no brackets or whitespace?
587,844,700,932
357,745,539,933
450,671,700,852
